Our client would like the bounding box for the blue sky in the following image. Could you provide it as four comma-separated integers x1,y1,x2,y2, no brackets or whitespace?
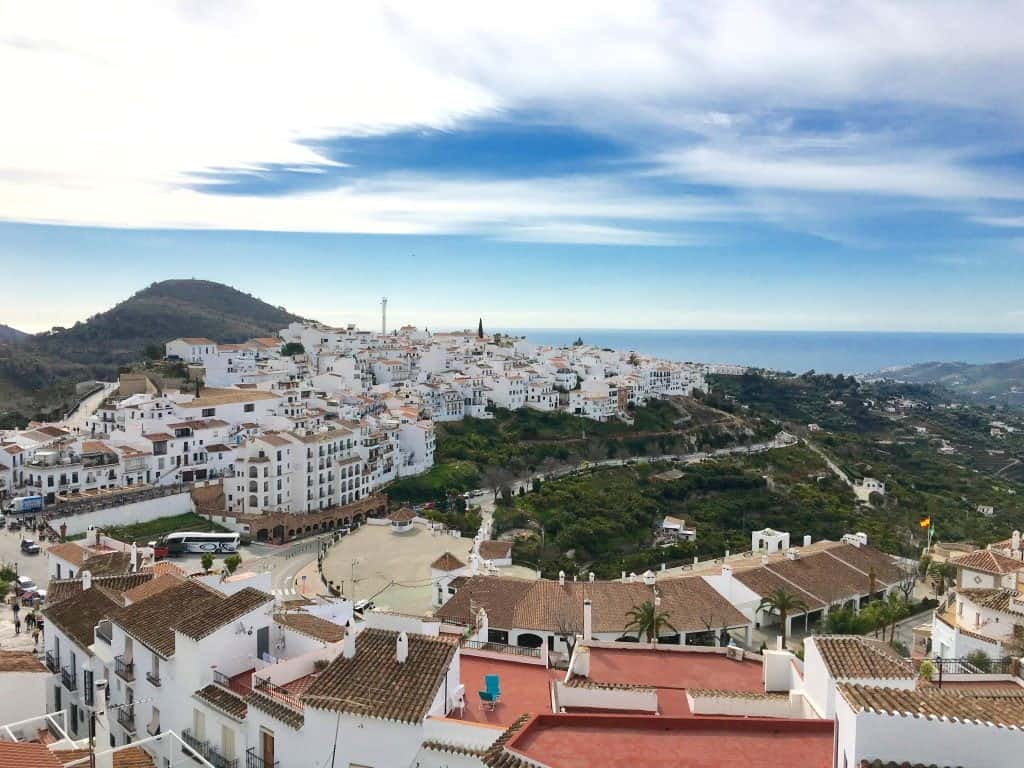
2,3,1024,333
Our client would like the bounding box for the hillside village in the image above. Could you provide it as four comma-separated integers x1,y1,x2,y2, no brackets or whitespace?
0,320,1023,767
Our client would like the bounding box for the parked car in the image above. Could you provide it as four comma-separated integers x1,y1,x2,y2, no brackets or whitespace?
21,589,46,606
20,539,40,555
6,519,21,532
14,576,37,596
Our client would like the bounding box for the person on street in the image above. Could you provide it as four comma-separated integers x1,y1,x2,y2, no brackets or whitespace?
14,618,20,635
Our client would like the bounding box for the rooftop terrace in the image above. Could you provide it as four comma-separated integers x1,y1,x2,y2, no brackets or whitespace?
504,714,834,768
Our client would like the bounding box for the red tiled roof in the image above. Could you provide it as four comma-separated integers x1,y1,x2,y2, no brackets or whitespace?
0,743,62,768
953,549,1024,575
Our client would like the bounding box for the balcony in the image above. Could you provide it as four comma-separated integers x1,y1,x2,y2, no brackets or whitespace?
116,706,135,734
182,728,239,768
44,651,59,673
61,667,78,692
146,671,162,687
246,747,279,768
114,655,134,682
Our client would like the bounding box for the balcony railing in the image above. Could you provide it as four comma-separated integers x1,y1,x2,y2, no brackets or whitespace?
146,671,162,687
252,676,303,712
61,667,78,691
213,670,232,688
246,747,279,768
44,651,59,673
462,639,542,658
182,728,239,768
116,706,135,733
932,656,1015,686
114,655,134,682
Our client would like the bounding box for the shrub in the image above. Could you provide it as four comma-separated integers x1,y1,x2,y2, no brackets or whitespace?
201,553,214,573
224,554,242,574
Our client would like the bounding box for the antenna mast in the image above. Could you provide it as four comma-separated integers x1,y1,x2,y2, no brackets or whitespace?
381,296,388,336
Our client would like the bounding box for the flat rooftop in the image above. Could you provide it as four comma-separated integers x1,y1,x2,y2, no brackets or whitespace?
585,647,764,716
457,655,561,726
506,714,834,768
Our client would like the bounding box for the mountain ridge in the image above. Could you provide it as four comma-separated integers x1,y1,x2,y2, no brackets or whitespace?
0,279,307,426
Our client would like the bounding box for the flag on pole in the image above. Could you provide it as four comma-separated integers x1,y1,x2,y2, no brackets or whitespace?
919,517,931,529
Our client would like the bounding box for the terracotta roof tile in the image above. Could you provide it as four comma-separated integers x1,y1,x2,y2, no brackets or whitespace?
479,541,512,560
0,650,48,673
122,573,185,604
44,588,121,651
388,507,416,523
811,636,916,680
953,549,1024,575
274,611,346,643
839,683,1024,728
0,742,63,768
194,683,248,720
430,552,466,571
481,714,532,768
46,573,153,606
957,588,1016,612
110,580,223,657
302,629,456,723
175,587,273,641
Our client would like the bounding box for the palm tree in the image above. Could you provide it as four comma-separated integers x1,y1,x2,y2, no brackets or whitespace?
624,600,676,643
757,589,809,648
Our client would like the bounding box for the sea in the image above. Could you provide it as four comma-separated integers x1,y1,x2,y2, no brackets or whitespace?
500,329,1024,376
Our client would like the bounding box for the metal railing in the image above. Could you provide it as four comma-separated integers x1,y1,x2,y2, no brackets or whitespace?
116,706,135,733
932,656,1015,687
252,676,304,712
114,655,134,682
61,667,77,691
182,728,239,768
146,671,162,687
213,670,232,688
44,651,59,673
246,747,279,768
462,639,542,658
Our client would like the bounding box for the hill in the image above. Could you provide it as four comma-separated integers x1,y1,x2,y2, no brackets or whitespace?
880,358,1024,409
0,279,306,426
0,324,27,344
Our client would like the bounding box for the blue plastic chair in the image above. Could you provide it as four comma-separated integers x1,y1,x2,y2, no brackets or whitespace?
478,674,501,710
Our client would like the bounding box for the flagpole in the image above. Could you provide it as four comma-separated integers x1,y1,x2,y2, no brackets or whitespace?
927,517,933,553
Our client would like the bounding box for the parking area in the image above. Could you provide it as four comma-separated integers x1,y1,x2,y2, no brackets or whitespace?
322,523,476,615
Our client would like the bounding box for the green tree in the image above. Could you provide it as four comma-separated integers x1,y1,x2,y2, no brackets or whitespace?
224,554,242,574
757,589,809,648
280,342,305,357
201,552,214,573
624,600,676,642
143,343,164,360
477,318,484,339
965,649,992,672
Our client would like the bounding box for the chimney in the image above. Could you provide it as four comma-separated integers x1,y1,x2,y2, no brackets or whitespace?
94,527,101,547
93,678,112,768
342,629,356,660
82,570,92,591
129,542,138,572
589,572,595,582
621,571,627,583
558,571,565,586
803,534,812,547
1013,530,1021,552
642,570,656,586
583,599,593,642
396,631,409,664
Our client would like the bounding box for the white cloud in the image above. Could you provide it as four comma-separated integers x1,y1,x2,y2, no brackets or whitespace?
2,2,1024,239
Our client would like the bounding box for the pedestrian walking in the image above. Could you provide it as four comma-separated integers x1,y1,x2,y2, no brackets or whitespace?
14,618,20,635
32,629,39,650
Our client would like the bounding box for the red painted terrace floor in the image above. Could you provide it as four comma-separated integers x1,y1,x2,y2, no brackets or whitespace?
585,647,765,716
507,714,835,768
457,655,562,726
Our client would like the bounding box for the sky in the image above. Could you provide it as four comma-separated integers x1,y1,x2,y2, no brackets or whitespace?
2,2,1024,334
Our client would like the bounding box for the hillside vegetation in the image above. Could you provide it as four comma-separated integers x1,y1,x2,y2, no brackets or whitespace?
881,359,1024,409
0,279,305,427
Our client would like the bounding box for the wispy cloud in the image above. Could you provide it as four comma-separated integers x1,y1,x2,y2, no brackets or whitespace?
2,2,1024,247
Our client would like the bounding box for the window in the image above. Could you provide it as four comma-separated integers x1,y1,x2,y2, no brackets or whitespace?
221,725,235,760
244,403,255,413
202,408,215,418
